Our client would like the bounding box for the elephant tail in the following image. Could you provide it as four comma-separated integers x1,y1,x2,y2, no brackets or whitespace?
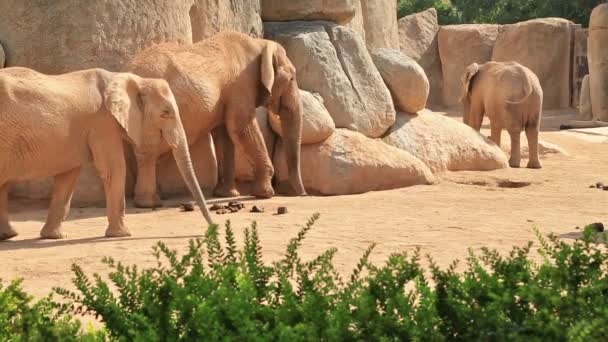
504,74,533,106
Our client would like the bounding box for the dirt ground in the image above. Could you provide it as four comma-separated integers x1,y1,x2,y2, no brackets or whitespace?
2,108,608,301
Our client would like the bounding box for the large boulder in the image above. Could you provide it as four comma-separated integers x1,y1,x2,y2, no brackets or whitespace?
190,0,262,42
588,4,608,121
157,133,218,198
265,21,396,138
358,0,400,49
234,107,276,182
345,0,366,43
438,24,500,107
274,129,434,195
383,110,509,172
269,90,335,145
0,0,194,204
370,48,429,113
492,18,573,109
261,0,356,24
0,0,193,73
398,8,442,104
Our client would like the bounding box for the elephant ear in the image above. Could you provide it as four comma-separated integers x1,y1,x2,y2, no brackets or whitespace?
259,43,277,106
460,63,480,103
104,74,145,148
260,42,294,112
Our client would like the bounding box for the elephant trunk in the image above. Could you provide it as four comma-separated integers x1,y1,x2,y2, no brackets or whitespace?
169,129,214,226
279,85,306,196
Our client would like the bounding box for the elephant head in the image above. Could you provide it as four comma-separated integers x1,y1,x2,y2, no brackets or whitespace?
460,62,481,128
260,42,307,196
104,74,214,224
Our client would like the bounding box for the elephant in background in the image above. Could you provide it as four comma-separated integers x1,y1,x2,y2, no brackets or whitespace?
0,67,213,240
461,61,543,169
127,30,306,208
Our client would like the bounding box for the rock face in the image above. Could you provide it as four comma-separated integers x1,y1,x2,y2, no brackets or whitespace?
265,21,396,138
438,24,500,106
0,0,193,73
190,0,262,42
358,0,400,49
588,4,608,121
234,107,276,182
579,74,592,120
398,8,442,104
269,90,335,145
157,133,218,198
261,0,356,24
370,48,429,113
383,110,509,172
274,129,434,195
492,18,573,109
345,0,366,42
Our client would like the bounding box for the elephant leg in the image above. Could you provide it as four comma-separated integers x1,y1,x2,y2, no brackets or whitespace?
490,124,502,147
212,126,240,198
526,127,542,169
228,117,274,198
0,183,17,240
133,154,162,208
40,167,81,239
508,130,522,168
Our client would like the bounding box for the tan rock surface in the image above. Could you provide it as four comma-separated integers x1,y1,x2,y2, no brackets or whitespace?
492,18,574,109
383,110,508,172
588,4,608,120
261,0,356,24
190,0,262,42
274,129,434,195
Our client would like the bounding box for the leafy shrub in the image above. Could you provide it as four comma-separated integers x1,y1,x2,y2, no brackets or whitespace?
47,217,608,341
0,279,104,341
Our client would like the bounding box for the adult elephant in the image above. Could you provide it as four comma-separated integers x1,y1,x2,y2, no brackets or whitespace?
461,61,543,169
127,31,306,208
0,67,213,240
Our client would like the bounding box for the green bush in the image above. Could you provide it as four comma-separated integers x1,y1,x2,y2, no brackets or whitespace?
398,0,603,27
0,279,104,341
2,216,608,340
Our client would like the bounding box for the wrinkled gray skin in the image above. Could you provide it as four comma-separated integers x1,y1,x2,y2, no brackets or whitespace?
461,61,543,169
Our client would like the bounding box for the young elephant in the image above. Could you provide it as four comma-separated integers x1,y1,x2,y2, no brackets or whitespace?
127,30,306,208
461,61,543,169
0,67,213,240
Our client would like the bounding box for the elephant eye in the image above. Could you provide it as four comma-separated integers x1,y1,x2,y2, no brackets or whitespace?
161,109,173,119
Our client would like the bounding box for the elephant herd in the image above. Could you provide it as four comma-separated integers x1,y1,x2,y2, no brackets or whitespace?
0,30,542,241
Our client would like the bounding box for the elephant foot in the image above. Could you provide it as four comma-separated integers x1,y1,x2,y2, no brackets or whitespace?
134,193,163,208
105,226,132,238
0,226,18,240
252,182,275,199
509,159,521,168
40,226,66,239
527,160,542,169
213,184,240,198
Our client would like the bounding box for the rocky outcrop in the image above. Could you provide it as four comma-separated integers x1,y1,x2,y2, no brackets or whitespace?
358,0,400,49
398,8,442,104
383,110,509,172
588,4,608,121
0,0,193,73
157,133,218,197
438,24,500,107
371,48,429,113
265,21,396,138
492,18,574,109
261,0,356,24
190,0,263,42
269,90,335,145
274,129,434,195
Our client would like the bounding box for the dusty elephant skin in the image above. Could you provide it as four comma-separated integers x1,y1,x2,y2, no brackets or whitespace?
127,31,307,207
461,61,543,169
0,67,213,240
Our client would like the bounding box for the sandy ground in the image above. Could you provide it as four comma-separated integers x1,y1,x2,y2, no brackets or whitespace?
2,108,608,303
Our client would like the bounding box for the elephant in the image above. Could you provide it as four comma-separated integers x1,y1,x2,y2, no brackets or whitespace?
461,61,543,169
0,67,213,240
126,30,306,208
